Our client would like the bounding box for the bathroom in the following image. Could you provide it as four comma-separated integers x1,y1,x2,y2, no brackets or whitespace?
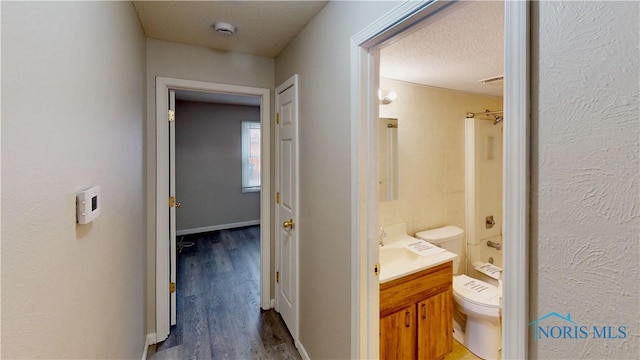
377,2,504,358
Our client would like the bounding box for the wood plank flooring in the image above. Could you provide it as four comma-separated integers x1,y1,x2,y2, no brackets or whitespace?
148,226,301,360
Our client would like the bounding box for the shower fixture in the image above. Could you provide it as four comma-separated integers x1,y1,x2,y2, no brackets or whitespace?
466,109,504,125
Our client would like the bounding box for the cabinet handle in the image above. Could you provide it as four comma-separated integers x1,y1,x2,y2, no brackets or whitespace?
421,304,427,320
405,311,411,328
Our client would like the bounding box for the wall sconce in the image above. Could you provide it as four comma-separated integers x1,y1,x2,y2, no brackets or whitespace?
378,89,397,104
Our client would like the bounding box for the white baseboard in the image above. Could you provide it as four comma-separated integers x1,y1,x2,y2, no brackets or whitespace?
142,333,156,360
296,339,311,360
270,298,275,309
176,220,260,236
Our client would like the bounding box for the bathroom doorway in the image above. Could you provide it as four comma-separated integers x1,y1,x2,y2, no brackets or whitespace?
351,1,529,358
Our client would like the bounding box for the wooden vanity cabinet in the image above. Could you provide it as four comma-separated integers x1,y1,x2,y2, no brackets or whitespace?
380,262,453,360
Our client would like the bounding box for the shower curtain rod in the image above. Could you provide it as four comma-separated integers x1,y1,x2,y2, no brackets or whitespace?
465,110,503,118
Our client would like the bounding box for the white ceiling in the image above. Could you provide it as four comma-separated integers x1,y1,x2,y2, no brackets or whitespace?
380,1,504,97
133,1,328,58
134,1,503,101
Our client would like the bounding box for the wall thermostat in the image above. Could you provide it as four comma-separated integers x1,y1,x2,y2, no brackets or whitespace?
77,186,101,224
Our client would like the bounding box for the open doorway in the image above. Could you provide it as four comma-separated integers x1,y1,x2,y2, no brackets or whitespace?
152,81,302,358
155,92,265,356
378,2,503,358
154,78,272,345
351,1,529,359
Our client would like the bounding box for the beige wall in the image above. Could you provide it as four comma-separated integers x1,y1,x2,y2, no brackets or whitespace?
530,1,639,358
378,78,502,237
275,1,397,358
145,39,274,333
1,2,146,358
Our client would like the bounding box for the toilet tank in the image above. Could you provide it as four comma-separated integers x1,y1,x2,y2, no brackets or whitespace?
415,226,464,274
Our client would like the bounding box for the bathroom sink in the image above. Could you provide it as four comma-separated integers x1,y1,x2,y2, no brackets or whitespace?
379,246,417,268
378,236,458,283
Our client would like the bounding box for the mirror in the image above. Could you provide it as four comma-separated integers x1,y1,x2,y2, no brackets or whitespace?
379,117,398,201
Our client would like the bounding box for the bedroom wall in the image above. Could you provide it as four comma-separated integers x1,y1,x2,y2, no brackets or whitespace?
175,101,260,233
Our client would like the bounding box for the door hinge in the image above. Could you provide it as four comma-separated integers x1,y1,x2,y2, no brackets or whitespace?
169,196,175,208
169,282,176,293
276,192,280,204
168,109,175,122
276,271,280,283
374,263,380,276
276,112,280,124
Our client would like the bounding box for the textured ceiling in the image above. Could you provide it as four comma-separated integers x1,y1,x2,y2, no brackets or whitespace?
380,1,504,97
134,1,503,98
133,0,328,58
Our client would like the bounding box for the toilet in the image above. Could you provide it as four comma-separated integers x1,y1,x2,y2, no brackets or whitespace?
415,226,501,360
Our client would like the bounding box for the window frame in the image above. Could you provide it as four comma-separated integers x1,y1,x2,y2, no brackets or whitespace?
241,120,261,193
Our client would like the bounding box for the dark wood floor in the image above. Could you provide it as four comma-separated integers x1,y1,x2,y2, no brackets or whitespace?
148,226,301,360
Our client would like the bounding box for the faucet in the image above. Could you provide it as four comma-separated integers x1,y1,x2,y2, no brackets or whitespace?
378,226,387,246
487,240,502,251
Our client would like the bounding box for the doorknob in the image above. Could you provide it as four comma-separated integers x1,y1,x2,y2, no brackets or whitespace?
283,219,295,229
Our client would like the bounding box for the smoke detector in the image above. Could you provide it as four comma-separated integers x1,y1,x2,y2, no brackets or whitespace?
213,22,236,36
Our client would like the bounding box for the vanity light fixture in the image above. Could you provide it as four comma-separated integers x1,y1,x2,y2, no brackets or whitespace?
378,89,397,104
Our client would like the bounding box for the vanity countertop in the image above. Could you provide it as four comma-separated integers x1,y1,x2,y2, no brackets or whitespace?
379,235,457,283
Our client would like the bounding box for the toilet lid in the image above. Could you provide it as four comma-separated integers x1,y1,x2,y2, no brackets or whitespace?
453,275,500,308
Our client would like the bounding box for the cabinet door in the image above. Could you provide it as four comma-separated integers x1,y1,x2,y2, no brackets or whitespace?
417,288,453,359
380,305,416,359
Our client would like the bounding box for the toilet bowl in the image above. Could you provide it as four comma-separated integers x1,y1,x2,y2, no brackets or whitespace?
453,275,501,359
415,226,501,360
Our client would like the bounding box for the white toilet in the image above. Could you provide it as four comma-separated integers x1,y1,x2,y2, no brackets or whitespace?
415,226,501,360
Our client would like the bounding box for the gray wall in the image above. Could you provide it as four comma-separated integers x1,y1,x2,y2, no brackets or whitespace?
275,2,398,358
175,101,260,232
145,38,274,333
530,1,639,358
1,2,146,358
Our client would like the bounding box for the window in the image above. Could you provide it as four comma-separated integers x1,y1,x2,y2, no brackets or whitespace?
241,121,261,192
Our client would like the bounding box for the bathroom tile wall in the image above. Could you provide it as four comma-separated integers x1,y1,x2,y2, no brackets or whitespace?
378,78,502,238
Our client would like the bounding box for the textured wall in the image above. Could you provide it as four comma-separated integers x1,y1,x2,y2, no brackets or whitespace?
275,2,397,358
378,78,502,236
145,39,274,333
175,101,260,231
530,1,639,358
1,2,146,358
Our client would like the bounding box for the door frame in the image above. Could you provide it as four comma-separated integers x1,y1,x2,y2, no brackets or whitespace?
350,1,529,359
274,74,300,343
155,76,271,342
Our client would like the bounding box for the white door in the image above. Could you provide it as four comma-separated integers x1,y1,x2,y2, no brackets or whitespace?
169,89,177,326
275,75,299,340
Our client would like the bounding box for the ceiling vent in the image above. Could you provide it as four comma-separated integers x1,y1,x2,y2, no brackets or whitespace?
478,75,504,85
213,22,236,36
